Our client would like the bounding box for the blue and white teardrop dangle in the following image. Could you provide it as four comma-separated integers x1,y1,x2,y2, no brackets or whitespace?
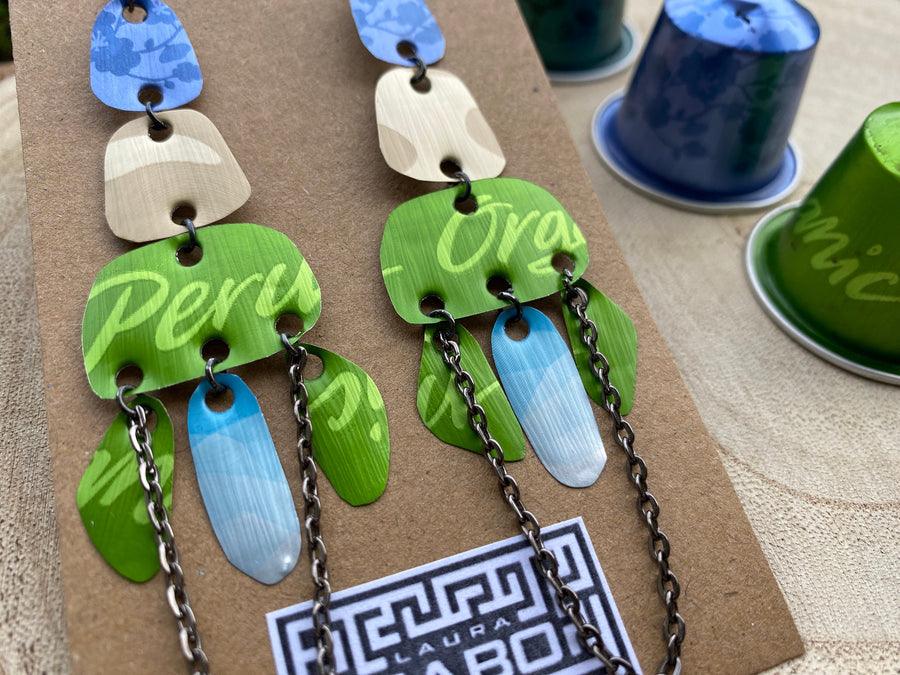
492,305,607,488
187,369,301,585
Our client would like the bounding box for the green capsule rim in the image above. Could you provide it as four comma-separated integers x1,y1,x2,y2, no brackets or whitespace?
745,202,900,385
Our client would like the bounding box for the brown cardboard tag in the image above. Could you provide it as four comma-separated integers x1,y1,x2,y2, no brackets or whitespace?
9,0,802,672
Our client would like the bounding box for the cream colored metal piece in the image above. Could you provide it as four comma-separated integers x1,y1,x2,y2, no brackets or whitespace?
374,68,505,182
104,109,251,242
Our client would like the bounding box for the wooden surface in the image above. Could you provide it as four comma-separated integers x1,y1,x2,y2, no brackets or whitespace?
0,71,69,675
5,0,892,671
551,0,900,671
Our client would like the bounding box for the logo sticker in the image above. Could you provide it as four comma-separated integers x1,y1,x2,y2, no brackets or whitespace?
267,518,641,674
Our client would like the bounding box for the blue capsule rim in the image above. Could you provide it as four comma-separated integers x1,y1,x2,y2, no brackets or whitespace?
591,91,802,213
546,20,641,84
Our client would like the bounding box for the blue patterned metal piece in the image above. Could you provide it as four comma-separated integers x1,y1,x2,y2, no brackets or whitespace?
90,0,203,111
615,0,818,195
491,307,606,488
188,374,301,585
667,0,818,51
349,0,445,66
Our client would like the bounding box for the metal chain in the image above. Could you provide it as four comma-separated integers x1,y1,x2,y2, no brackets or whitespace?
428,310,636,675
560,270,685,675
116,386,209,675
282,336,335,675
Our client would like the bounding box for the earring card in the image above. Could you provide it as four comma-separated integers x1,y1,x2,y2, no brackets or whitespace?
9,0,802,672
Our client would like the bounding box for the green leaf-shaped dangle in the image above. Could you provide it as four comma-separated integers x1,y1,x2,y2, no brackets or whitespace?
418,323,525,460
77,395,174,582
303,345,390,506
563,279,638,415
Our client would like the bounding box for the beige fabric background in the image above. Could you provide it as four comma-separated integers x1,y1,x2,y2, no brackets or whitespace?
0,0,898,672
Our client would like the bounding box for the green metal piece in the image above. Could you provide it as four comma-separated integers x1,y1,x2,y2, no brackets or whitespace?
417,323,525,461
0,3,10,63
754,103,900,365
77,396,174,582
303,345,390,506
517,0,625,71
82,223,321,398
563,279,638,415
381,178,589,324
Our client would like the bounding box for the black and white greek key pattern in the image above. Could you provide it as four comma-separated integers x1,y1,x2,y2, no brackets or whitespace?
267,518,641,675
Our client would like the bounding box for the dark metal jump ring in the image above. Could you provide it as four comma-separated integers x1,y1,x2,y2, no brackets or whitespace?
451,171,472,203
561,269,585,305
408,54,427,85
428,308,457,343
180,218,198,252
145,100,168,131
205,357,226,394
280,332,307,366
281,332,298,356
116,384,139,418
497,290,524,323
